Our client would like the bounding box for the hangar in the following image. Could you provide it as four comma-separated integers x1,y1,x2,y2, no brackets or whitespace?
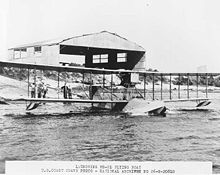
8,31,146,71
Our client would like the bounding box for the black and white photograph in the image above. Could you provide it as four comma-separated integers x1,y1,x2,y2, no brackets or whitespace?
0,0,220,174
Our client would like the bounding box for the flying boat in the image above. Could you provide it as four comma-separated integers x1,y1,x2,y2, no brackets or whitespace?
0,61,215,116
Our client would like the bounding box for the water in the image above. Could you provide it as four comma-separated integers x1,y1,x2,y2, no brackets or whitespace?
0,101,220,174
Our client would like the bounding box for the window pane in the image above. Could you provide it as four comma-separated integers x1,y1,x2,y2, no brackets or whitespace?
100,58,108,63
34,46,41,52
101,54,108,58
93,59,100,63
93,55,100,59
93,54,108,63
20,48,27,58
34,46,42,56
14,50,20,59
117,53,126,57
117,53,127,62
117,57,126,62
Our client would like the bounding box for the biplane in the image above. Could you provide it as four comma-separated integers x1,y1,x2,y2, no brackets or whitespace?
0,61,216,116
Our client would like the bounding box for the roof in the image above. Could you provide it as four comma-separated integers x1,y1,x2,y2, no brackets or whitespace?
9,31,145,52
10,38,63,49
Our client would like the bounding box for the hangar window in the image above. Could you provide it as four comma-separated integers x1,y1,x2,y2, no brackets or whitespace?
93,54,108,63
93,55,100,63
13,48,27,59
100,54,108,63
117,53,127,62
34,46,42,56
20,48,27,58
14,49,20,59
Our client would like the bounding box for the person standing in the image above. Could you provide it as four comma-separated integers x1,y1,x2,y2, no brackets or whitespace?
42,83,48,98
68,85,72,99
37,82,43,98
30,83,35,98
61,83,68,99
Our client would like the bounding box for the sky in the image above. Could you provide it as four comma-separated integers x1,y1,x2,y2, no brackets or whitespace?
1,0,220,72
